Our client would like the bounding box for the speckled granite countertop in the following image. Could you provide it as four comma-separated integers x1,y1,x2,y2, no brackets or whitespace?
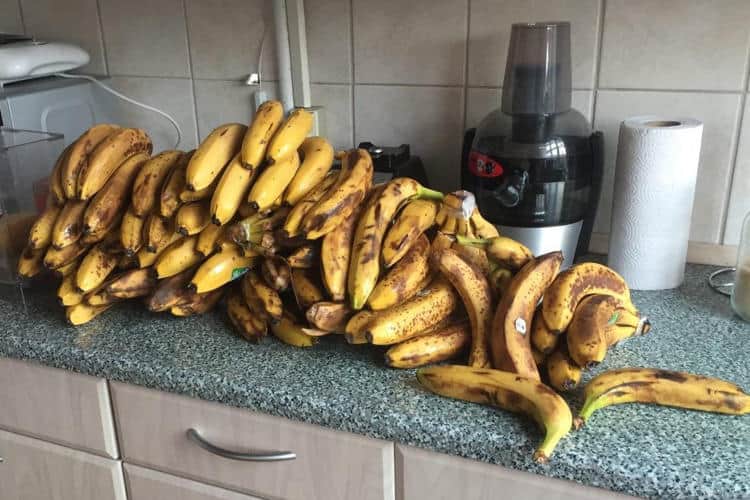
1,263,748,499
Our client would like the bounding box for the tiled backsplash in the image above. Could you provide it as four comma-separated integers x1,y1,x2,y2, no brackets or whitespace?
4,0,750,255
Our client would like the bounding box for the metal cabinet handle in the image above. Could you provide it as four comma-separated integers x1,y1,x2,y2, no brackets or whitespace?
186,428,296,462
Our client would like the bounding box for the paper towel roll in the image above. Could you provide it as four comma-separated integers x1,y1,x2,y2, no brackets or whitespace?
607,116,703,290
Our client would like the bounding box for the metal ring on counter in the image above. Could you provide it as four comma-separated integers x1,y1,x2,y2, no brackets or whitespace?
708,268,735,297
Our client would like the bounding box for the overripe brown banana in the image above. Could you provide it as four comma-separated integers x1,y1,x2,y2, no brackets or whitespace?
17,246,45,278
566,295,620,369
261,256,291,292
491,252,563,380
28,203,62,249
300,149,374,240
132,150,183,217
154,235,203,278
104,267,156,299
435,247,493,368
306,302,351,332
546,345,582,392
344,310,375,344
186,123,247,192
266,108,313,163
226,289,266,342
52,199,88,249
543,262,633,334
44,240,89,270
417,365,573,463
575,368,750,429
240,100,284,170
120,205,145,256
283,136,334,205
290,269,325,309
287,243,318,269
210,153,258,225
281,172,337,237
144,214,176,252
243,271,283,321
368,234,430,311
146,265,196,312
385,321,471,368
381,199,439,267
61,124,120,198
170,288,223,316
77,128,152,200
365,278,458,345
176,200,211,236
189,245,255,293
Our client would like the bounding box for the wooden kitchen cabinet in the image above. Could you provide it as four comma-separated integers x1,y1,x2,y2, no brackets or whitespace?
0,429,127,500
111,381,395,500
124,463,263,500
395,445,635,500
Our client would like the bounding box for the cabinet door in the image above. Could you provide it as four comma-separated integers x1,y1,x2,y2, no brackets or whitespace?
111,382,395,500
0,357,119,458
396,445,635,500
0,429,126,500
124,464,263,500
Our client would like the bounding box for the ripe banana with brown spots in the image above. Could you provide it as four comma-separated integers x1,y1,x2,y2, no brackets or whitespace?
282,172,337,237
457,235,533,271
144,214,176,252
159,155,189,217
546,344,582,392
367,234,430,311
385,321,470,368
44,240,89,270
132,150,183,217
49,145,71,205
271,312,317,347
176,200,211,236
469,208,500,239
227,289,267,342
28,203,62,250
320,200,362,301
145,265,197,312
75,236,120,293
566,295,620,369
61,124,120,199
17,246,45,278
186,123,247,192
52,199,88,249
120,205,145,256
530,307,559,355
344,310,375,345
381,199,438,267
290,269,325,309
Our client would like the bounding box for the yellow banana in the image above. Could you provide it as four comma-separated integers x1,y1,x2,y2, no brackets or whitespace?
77,128,152,200
82,152,148,237
53,258,80,278
450,240,490,276
145,265,196,312
158,156,188,217
575,368,750,430
429,231,454,268
58,272,84,306
489,265,514,297
132,150,183,217
283,136,334,205
226,289,266,342
186,123,247,192
179,177,217,202
266,107,313,163
417,365,573,463
261,256,291,292
189,246,256,293
319,196,366,301
61,124,121,199
543,262,633,334
44,240,89,270
196,223,224,256
605,322,650,347
144,214,175,252
49,145,71,205
271,312,317,347
611,308,643,329
170,288,223,316
120,205,145,256
530,307,559,355
176,200,211,236
84,283,120,307
51,199,88,249
300,149,374,240
243,271,283,321
282,172,337,237
469,209,500,239
344,310,375,345
290,269,325,309
210,153,258,225
66,302,112,325
154,235,203,278
546,345,582,392
365,278,458,345
240,100,284,170
385,321,471,369
246,152,300,211
457,235,533,271
566,295,619,369
381,199,438,267
28,203,62,249
434,247,493,368
532,347,547,366
75,239,120,293
367,234,430,311
491,252,563,380
306,302,351,332
348,178,443,309
17,246,46,278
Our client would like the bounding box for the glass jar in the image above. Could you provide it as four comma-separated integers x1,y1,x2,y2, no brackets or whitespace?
732,212,750,321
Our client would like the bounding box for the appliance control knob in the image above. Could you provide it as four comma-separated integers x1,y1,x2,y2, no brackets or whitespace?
494,170,528,208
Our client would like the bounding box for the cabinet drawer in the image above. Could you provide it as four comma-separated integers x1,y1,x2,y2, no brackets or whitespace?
125,464,262,500
0,357,118,458
396,445,636,500
0,429,126,500
112,382,395,500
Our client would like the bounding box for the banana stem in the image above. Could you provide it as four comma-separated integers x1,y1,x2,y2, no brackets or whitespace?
576,395,608,428
417,187,444,201
455,234,488,247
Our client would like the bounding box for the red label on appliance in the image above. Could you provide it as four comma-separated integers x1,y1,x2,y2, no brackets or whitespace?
468,151,504,178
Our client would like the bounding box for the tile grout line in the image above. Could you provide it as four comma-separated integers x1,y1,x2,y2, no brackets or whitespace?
590,0,607,126
181,0,200,146
16,0,25,34
461,0,471,134
94,0,109,75
349,0,356,147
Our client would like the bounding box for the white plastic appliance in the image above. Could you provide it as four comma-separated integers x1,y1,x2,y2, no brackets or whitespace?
0,35,89,86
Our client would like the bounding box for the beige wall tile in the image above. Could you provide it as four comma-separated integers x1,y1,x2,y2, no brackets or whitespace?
311,84,353,150
185,0,276,81
98,77,198,152
600,0,750,91
464,87,594,129
99,0,190,78
592,90,742,243
468,0,601,89
724,99,750,245
0,0,23,33
194,80,279,141
21,0,107,74
354,85,464,191
305,0,351,84
352,0,467,85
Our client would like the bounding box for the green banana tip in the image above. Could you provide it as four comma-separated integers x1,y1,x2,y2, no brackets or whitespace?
456,235,487,246
418,187,445,201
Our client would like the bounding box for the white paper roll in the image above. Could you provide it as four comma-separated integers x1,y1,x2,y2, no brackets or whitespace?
607,116,703,290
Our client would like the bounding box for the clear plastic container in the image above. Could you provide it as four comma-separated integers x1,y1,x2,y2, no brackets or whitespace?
732,212,750,321
0,128,64,283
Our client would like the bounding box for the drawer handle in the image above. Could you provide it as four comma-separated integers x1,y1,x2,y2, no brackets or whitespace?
186,428,296,462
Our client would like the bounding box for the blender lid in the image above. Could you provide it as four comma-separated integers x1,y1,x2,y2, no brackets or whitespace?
501,21,572,116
